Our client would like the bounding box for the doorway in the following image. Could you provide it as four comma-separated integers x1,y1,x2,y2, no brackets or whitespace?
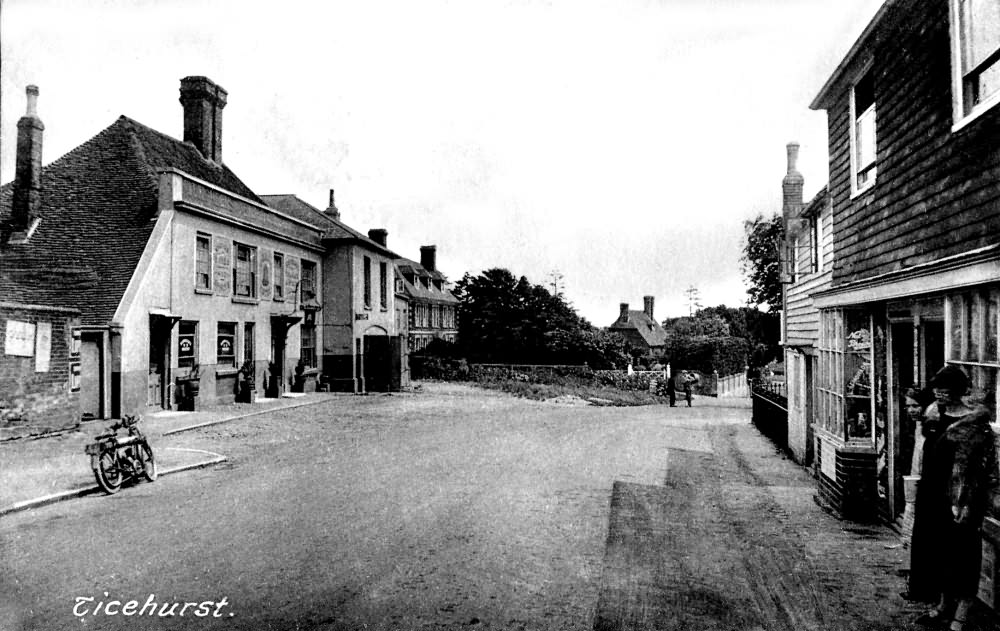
148,319,171,410
269,319,286,397
364,334,391,392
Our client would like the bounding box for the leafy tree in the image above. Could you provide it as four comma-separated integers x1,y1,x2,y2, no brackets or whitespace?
741,213,783,310
452,267,626,365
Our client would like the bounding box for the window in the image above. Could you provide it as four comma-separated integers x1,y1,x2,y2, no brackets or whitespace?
809,214,823,273
233,243,257,298
301,260,317,303
178,321,198,368
946,287,999,418
301,312,316,369
70,362,81,392
273,253,284,300
380,262,388,310
363,256,372,308
792,237,801,281
850,67,877,193
195,234,212,291
817,309,846,439
951,0,1000,124
217,322,236,368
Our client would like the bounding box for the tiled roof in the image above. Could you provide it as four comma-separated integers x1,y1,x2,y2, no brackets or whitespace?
608,310,668,348
394,257,458,304
0,115,261,325
260,194,396,258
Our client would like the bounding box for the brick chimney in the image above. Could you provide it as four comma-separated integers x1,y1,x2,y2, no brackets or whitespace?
782,142,804,216
368,229,387,246
179,76,227,164
324,189,341,221
12,85,44,231
619,303,629,322
420,245,437,272
643,295,655,321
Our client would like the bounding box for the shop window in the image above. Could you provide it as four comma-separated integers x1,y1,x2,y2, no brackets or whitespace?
217,322,236,368
301,260,317,303
851,66,877,194
233,243,257,298
818,309,846,439
178,321,198,368
950,0,1000,125
195,234,212,291
274,253,284,300
946,287,999,417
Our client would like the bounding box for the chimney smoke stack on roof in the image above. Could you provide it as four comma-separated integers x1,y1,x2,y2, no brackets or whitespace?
12,84,44,233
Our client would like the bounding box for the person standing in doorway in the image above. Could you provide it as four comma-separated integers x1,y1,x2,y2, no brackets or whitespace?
903,385,938,603
915,366,998,631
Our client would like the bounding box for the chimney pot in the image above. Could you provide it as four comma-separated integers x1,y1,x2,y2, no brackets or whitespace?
179,76,227,164
12,84,44,231
643,295,655,320
619,303,629,321
325,188,341,221
420,245,437,272
782,141,804,216
368,229,388,247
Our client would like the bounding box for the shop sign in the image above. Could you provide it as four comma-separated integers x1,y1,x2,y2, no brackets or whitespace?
5,320,35,356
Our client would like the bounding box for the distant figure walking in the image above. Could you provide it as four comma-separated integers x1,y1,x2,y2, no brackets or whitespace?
682,370,699,407
667,374,676,407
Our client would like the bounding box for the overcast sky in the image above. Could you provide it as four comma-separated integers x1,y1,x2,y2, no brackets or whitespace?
1,0,884,323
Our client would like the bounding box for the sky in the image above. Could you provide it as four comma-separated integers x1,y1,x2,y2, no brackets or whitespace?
0,0,884,323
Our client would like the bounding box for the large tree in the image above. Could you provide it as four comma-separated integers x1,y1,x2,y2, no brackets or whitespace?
451,267,631,367
741,213,783,311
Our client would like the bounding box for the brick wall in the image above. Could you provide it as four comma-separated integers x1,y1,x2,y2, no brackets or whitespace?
0,304,80,440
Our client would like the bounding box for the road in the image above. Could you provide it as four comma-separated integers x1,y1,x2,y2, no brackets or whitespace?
1,384,920,631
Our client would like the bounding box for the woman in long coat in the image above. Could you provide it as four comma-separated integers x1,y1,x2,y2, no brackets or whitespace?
905,386,939,602
915,365,998,630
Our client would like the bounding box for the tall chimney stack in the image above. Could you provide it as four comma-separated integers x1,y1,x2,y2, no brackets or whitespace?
420,245,437,272
179,76,227,164
368,229,388,247
325,189,341,221
643,296,655,320
619,303,629,322
12,85,44,231
782,142,804,214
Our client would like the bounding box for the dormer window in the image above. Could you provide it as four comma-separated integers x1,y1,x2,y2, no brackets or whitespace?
950,0,1000,127
850,66,877,194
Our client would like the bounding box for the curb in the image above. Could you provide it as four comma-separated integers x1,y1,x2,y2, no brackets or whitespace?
161,397,330,436
0,452,228,518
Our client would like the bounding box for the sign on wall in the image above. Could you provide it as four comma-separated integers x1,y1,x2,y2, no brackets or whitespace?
35,322,51,372
213,241,231,295
5,320,35,356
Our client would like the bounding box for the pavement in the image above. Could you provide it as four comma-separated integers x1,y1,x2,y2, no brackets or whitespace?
0,391,337,516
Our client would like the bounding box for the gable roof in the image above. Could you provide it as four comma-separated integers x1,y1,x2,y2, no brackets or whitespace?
0,115,261,325
608,310,668,348
260,194,397,258
394,256,458,304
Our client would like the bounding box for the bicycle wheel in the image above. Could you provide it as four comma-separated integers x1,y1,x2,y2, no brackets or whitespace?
138,442,157,482
94,449,123,494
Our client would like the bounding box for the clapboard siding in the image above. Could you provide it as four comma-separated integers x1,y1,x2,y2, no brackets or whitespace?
785,197,833,347
826,0,1000,287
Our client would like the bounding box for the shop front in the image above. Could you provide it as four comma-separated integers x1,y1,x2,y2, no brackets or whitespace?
815,280,999,605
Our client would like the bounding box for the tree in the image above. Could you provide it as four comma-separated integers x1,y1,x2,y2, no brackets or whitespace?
741,213,783,310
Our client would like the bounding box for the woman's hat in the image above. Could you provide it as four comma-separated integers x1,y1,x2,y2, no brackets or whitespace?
928,365,970,394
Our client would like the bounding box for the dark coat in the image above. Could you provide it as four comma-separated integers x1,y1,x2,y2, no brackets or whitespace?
915,404,998,599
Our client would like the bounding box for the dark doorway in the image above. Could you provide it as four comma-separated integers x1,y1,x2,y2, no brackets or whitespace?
921,320,945,384
891,322,916,521
364,335,391,392
148,319,171,410
270,322,286,397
